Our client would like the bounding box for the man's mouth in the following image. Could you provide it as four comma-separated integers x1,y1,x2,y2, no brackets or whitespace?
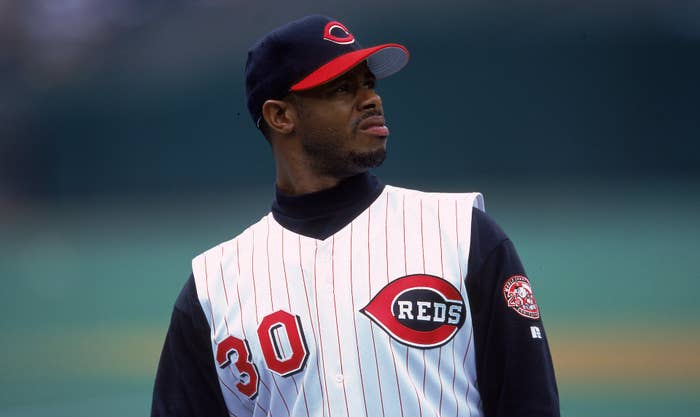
357,115,389,137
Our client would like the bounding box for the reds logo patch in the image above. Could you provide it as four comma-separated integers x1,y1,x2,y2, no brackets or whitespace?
323,21,355,45
361,274,466,349
503,275,540,319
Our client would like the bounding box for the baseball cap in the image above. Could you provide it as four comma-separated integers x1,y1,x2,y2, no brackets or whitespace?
245,15,409,128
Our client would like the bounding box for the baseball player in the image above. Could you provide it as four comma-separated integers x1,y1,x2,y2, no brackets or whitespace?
152,14,559,417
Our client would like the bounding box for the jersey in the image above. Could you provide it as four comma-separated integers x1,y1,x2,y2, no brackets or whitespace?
192,186,484,417
151,172,560,417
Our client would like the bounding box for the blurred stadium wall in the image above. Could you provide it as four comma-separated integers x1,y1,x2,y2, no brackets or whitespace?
1,1,698,416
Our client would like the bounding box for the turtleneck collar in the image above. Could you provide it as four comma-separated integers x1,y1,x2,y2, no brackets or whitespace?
271,172,385,240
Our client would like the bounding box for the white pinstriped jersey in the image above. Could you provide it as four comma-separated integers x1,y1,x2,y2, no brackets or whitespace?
192,185,485,417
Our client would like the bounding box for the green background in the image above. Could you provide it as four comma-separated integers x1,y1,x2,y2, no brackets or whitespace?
1,1,699,416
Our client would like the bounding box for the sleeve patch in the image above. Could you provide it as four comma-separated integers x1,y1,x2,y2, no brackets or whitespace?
503,275,540,319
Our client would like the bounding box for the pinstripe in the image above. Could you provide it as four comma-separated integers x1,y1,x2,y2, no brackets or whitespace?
313,241,333,417
236,237,272,398
265,219,293,417
463,329,474,417
203,254,217,337
437,200,445,417
220,374,257,414
348,222,370,416
331,236,351,417
367,202,387,417
252,226,281,413
385,192,406,417
266,331,291,416
279,230,297,390
452,200,461,417
251,228,259,323
402,193,424,417
280,229,311,417
298,235,326,417
217,248,256,412
206,253,249,415
266,218,275,313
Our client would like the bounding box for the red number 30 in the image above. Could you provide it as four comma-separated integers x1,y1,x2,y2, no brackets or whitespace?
215,310,309,399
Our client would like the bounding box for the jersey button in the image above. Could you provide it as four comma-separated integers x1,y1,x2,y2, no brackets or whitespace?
335,374,344,383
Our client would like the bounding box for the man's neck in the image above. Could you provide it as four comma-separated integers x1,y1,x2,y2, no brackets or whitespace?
275,164,376,196
275,173,346,196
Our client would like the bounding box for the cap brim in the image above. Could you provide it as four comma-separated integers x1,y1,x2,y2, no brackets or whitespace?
290,43,409,91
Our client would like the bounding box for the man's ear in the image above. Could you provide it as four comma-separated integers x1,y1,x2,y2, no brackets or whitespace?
261,99,295,135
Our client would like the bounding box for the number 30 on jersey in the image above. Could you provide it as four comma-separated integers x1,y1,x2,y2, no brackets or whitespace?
215,310,309,399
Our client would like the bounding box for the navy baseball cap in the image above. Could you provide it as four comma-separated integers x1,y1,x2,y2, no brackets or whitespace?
245,15,409,128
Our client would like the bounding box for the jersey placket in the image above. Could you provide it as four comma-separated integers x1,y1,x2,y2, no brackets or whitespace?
314,236,350,417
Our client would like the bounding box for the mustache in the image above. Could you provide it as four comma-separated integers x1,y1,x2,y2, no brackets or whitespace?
352,110,384,131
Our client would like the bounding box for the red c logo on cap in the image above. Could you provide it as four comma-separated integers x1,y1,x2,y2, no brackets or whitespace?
323,21,355,45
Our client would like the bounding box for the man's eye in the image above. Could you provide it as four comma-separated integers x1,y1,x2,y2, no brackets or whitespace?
334,84,350,93
365,79,376,89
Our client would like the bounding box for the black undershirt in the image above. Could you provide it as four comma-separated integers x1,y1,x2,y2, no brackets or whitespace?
271,172,384,241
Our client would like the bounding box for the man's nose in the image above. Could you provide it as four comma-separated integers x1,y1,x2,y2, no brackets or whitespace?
358,89,382,112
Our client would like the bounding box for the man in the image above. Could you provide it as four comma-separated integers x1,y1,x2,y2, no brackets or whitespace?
152,14,560,417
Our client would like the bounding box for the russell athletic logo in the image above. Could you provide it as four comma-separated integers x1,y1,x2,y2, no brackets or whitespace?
323,21,355,45
361,274,466,348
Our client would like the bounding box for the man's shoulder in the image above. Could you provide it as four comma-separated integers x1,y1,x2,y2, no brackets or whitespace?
471,206,508,244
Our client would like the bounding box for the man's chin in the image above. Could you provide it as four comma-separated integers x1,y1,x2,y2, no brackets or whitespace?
350,148,387,170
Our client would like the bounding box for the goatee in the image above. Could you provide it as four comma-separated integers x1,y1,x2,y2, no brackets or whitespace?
350,148,386,170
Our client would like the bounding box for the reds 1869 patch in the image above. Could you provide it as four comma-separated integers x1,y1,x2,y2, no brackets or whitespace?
503,275,540,319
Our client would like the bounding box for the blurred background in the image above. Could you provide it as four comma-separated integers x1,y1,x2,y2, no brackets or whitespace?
1,0,699,416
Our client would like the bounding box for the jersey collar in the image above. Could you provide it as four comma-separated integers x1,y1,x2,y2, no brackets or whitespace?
271,172,385,240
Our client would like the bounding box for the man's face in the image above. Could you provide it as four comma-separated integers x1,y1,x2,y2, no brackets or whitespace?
290,63,388,178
